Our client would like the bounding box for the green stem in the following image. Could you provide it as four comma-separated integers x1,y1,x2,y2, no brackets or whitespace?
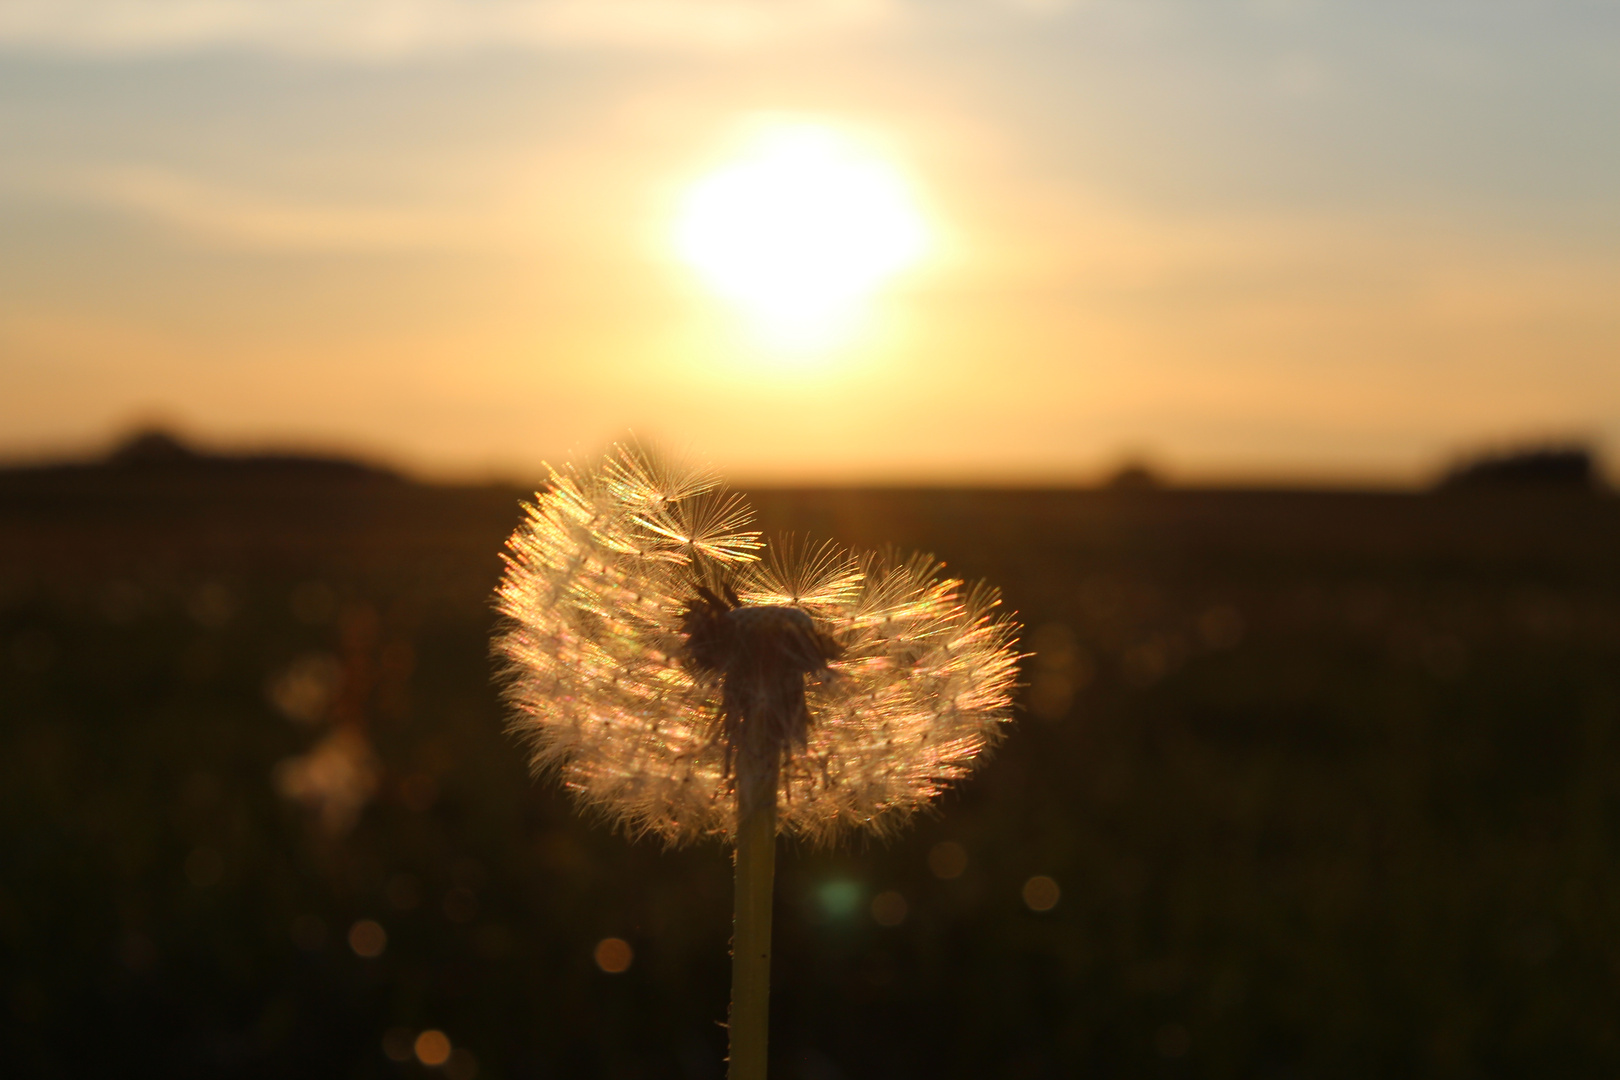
729,751,778,1080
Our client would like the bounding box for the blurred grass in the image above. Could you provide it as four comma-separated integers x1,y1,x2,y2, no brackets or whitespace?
1,459,1618,1078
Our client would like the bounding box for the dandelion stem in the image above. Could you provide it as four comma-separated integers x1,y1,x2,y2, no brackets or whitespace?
729,749,778,1080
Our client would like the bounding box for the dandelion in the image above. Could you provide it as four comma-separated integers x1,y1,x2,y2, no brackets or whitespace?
493,444,1020,1078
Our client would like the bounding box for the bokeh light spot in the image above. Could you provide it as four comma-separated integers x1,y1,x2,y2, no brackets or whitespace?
267,652,341,724
870,890,909,927
414,1029,452,1067
348,918,387,958
1023,875,1061,912
928,841,968,880
1025,622,1092,722
818,880,863,920
594,937,634,973
381,1027,415,1062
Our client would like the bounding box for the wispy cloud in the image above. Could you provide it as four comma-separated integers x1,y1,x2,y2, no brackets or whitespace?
61,166,478,250
0,0,899,58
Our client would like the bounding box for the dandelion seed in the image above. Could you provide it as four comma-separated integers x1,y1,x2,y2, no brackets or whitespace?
492,443,1021,1078
494,444,1021,844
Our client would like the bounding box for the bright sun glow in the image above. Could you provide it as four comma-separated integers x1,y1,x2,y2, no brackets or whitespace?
675,122,929,349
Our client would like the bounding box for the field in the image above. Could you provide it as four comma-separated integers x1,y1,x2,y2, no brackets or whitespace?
2,452,1618,1078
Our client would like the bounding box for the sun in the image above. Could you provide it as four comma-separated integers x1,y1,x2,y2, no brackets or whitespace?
674,122,929,349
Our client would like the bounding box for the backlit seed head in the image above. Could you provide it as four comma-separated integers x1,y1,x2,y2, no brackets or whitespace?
493,444,1021,845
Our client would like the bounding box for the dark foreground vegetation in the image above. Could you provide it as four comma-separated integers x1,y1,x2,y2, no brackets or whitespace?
2,443,1618,1078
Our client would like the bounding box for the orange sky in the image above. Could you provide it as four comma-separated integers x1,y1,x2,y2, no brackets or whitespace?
2,2,1617,483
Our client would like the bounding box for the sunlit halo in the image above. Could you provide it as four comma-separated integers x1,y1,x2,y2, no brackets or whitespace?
675,123,929,348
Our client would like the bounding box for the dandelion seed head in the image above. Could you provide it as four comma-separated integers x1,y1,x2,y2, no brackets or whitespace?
494,444,1021,845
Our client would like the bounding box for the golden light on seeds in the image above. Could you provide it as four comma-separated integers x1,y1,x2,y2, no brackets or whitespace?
493,445,1021,846
594,937,634,973
675,120,929,350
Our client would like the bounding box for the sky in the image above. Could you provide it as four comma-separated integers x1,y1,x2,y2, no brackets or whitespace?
2,0,1617,484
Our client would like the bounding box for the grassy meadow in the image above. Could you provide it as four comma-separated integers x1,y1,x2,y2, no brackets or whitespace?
2,450,1618,1078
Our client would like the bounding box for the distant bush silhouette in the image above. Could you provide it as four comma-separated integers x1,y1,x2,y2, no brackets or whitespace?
108,428,200,465
1438,443,1602,492
1103,460,1162,491
103,427,398,481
